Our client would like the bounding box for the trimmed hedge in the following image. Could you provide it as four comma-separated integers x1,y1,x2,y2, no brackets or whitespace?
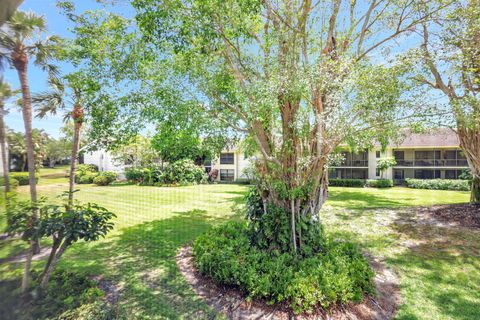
10,172,39,185
193,221,375,314
405,178,470,191
365,179,393,188
329,179,365,187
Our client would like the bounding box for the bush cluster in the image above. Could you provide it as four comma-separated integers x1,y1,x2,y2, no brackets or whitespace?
365,179,394,188
75,164,116,185
93,172,117,186
9,172,39,185
329,178,365,187
0,177,20,189
405,178,470,191
23,269,106,320
125,159,207,186
193,221,374,314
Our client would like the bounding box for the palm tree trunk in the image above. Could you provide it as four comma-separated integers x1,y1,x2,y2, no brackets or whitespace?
68,104,83,208
0,103,11,206
15,57,39,293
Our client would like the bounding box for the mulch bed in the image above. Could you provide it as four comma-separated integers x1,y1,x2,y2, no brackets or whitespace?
176,246,401,320
416,204,480,229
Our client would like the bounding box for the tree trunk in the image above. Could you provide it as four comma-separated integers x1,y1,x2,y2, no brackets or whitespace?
39,239,70,289
39,236,61,283
68,104,83,208
0,104,10,206
21,239,35,293
457,127,480,204
14,53,39,292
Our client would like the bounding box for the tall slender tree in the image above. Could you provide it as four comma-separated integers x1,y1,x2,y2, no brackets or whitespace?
0,78,14,202
0,10,60,292
34,74,86,208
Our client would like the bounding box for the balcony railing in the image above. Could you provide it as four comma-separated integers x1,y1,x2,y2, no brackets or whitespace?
395,159,468,167
335,160,368,167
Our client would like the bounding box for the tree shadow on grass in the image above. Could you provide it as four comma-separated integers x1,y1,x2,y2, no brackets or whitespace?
61,209,224,319
327,189,408,210
389,210,480,319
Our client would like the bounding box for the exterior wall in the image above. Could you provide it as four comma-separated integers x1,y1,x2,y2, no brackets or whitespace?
210,148,251,181
83,150,126,176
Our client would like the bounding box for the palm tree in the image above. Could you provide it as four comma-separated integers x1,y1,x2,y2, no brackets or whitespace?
34,74,85,208
0,78,14,202
0,10,60,293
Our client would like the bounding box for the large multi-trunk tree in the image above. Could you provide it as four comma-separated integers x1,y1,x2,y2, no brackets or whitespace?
132,0,446,252
415,0,480,203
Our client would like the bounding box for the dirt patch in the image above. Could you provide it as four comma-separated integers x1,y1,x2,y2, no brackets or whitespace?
416,204,480,229
92,276,123,305
176,246,400,320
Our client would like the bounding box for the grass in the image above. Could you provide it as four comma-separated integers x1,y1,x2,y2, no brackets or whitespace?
0,167,478,319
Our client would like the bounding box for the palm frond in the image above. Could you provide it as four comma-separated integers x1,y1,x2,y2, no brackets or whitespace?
8,11,46,40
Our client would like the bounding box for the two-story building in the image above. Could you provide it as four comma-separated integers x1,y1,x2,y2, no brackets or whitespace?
328,129,469,183
84,129,469,183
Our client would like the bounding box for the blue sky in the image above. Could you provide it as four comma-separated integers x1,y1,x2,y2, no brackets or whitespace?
2,0,106,138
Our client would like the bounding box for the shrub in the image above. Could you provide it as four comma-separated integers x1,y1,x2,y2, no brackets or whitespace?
10,172,39,185
93,172,117,186
329,178,365,187
75,165,99,184
77,173,97,184
23,269,106,319
161,159,207,184
365,179,393,188
405,178,470,191
193,221,374,314
0,177,20,189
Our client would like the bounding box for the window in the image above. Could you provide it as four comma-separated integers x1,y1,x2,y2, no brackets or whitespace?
394,169,404,180
393,151,404,160
376,168,380,177
445,170,463,179
414,169,440,179
376,151,381,158
220,153,234,164
220,169,235,181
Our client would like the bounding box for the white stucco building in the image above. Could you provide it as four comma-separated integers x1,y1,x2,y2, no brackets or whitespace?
83,150,126,177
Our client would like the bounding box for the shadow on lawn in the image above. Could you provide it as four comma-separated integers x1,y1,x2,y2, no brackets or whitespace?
389,210,480,320
64,209,223,319
327,189,407,210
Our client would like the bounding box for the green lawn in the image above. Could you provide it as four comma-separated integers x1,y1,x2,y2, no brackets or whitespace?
0,168,478,319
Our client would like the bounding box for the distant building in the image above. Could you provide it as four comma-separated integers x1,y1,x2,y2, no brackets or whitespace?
83,150,126,177
329,129,469,183
84,129,469,183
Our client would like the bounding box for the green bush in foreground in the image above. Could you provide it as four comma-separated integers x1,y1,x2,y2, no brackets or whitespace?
193,221,374,314
10,172,39,185
365,179,394,188
93,172,117,186
329,178,365,187
405,178,470,191
0,177,20,189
